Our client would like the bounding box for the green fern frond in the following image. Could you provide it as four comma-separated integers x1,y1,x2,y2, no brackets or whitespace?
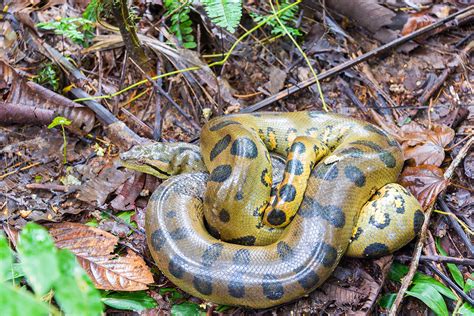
201,0,242,33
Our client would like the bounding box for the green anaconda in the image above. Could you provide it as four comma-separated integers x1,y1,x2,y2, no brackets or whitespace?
120,111,423,308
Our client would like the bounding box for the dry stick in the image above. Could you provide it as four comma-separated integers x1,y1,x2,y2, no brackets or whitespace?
437,198,474,257
396,255,474,266
128,58,200,131
241,6,474,114
427,263,474,306
388,137,474,316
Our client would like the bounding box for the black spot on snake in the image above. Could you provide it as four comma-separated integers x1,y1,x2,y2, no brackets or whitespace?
261,168,270,187
209,120,240,131
169,227,188,240
313,163,338,181
363,124,387,137
279,184,296,202
313,242,338,267
168,256,185,279
351,140,382,151
151,229,165,251
165,210,176,218
202,243,224,266
344,165,366,187
193,274,213,295
395,198,406,214
340,147,364,159
219,209,230,223
350,140,396,168
352,227,363,241
230,137,258,159
210,165,232,182
305,127,319,136
414,210,424,235
266,209,287,226
387,138,399,147
369,213,391,229
379,151,397,168
285,159,304,175
294,266,320,290
235,191,244,201
227,235,256,246
308,111,322,118
299,198,345,228
228,272,245,298
363,243,390,257
206,222,221,239
262,274,284,300
290,141,306,154
277,241,294,262
210,134,231,161
233,249,251,266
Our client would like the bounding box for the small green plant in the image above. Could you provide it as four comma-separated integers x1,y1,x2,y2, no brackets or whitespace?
34,63,60,92
164,0,196,49
379,261,473,316
250,0,302,37
0,223,103,316
36,17,95,46
201,0,242,33
48,116,72,164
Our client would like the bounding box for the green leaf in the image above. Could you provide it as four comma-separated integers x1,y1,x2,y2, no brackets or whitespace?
414,278,457,301
17,223,60,295
159,287,184,301
48,116,72,129
201,0,242,33
436,239,465,288
101,291,157,311
53,249,103,315
171,302,205,316
464,278,474,293
117,211,136,227
0,283,54,316
389,262,409,282
406,283,449,316
379,293,397,309
458,302,474,315
0,233,13,281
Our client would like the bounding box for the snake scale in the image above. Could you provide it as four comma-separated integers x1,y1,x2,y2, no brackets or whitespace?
121,111,423,308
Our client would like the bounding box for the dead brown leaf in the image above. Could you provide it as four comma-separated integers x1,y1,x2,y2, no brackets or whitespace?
401,123,455,166
48,222,154,291
399,165,449,209
401,12,436,36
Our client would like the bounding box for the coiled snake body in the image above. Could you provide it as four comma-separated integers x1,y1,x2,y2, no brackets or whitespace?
121,111,423,308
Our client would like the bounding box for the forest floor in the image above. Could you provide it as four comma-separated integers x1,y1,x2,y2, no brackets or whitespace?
0,0,473,315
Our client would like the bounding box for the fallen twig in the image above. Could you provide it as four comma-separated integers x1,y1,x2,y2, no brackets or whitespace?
0,102,55,125
437,199,474,257
396,255,474,266
388,136,474,315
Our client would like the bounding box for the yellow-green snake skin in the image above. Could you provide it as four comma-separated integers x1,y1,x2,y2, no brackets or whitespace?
120,111,423,308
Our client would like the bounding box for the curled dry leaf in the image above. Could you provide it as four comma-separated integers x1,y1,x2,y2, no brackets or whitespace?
401,123,455,166
48,222,154,291
370,110,454,166
399,165,449,209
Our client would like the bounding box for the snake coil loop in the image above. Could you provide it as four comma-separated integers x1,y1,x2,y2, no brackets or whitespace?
121,111,423,308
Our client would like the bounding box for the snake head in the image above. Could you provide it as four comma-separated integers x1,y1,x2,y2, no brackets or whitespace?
120,142,205,179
